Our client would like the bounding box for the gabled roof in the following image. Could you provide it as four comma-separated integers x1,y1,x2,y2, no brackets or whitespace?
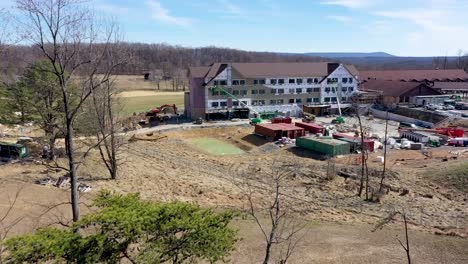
360,69,468,82
432,81,468,91
190,62,359,79
360,80,441,97
188,66,211,78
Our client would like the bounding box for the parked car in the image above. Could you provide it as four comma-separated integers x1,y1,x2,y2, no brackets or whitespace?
455,102,468,110
425,104,443,111
442,104,455,110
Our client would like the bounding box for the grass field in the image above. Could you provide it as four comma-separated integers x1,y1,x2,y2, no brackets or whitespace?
120,94,184,114
112,75,186,91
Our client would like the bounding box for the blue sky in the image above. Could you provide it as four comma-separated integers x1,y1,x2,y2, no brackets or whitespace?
2,0,468,56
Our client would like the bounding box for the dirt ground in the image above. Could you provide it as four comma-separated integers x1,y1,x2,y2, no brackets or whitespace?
1,125,467,263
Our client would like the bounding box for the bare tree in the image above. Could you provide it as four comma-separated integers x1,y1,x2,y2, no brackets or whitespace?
373,210,412,264
89,79,124,179
15,0,126,221
378,110,389,197
234,162,305,264
354,105,370,199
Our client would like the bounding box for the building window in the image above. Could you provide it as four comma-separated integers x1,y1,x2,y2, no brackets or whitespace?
349,78,353,83
232,80,239,85
241,101,248,106
289,79,295,84
271,89,277,94
254,79,266,85
306,88,313,93
313,98,319,103
277,99,284,104
278,79,285,85
307,78,313,84
325,87,331,93
289,89,295,94
296,88,302,93
313,88,320,92
270,99,276,105
306,98,312,103
270,79,277,85
233,101,239,106
252,100,258,105
327,78,338,84
259,89,266,94
240,90,248,95
232,90,239,95
213,81,218,85
289,98,295,104
342,87,347,92
296,98,302,103
331,87,336,93
258,100,265,105
331,97,337,102
278,89,285,94
342,78,348,83
342,97,347,102
211,102,219,107
348,87,354,92
219,80,227,85
220,101,227,107
297,78,303,84
251,90,258,95
324,97,331,102
240,80,245,85
314,78,319,83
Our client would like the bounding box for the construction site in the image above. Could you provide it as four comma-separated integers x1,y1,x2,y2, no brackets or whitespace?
1,106,468,262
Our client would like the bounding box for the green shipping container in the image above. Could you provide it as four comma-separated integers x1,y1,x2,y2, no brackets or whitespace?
296,136,350,156
0,142,29,159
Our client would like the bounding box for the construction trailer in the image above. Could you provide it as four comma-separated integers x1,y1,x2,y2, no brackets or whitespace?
295,122,325,134
0,142,29,159
271,117,292,124
296,136,351,156
254,123,305,141
332,133,375,152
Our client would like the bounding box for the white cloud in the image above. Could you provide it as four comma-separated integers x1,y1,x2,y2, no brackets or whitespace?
218,0,243,15
320,0,373,8
146,0,192,27
327,15,352,22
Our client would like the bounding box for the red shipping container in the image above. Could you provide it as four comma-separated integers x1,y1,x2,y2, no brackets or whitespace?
333,133,375,152
271,117,292,124
295,122,325,134
255,124,304,141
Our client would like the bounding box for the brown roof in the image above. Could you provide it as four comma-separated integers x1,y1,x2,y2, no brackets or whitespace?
360,80,441,97
193,62,359,79
360,69,468,82
432,81,468,91
188,66,210,78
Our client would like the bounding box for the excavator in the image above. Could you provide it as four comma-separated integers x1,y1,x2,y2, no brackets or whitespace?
146,104,178,122
211,86,263,125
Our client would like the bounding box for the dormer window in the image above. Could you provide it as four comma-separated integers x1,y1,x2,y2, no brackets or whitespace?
289,79,295,84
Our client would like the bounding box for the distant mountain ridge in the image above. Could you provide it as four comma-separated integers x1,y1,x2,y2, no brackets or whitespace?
304,52,395,58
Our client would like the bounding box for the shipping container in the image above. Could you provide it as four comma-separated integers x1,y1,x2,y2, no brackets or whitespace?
295,122,325,134
296,136,351,156
0,142,29,159
332,133,375,152
271,117,292,124
255,123,305,141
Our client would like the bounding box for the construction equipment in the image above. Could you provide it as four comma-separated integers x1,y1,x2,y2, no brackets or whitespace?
146,104,178,122
0,142,29,159
193,117,203,125
211,86,263,124
398,127,464,138
302,112,316,123
332,116,345,124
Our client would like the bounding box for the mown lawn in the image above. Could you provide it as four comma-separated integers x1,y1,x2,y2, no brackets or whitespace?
120,94,184,114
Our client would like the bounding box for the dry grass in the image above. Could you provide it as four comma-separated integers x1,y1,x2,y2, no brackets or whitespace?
112,75,186,92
